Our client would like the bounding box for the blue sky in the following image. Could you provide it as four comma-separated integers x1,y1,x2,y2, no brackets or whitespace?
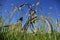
0,0,60,31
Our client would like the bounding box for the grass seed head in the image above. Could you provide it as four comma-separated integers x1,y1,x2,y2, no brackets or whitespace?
32,4,34,6
36,2,40,6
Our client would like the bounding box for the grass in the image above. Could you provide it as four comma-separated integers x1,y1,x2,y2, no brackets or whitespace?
0,27,60,40
0,17,60,40
0,26,60,40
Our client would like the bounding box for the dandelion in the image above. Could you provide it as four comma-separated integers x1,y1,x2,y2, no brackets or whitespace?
36,2,40,6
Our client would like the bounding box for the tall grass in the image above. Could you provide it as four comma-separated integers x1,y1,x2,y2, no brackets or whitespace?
0,16,60,40
0,30,60,40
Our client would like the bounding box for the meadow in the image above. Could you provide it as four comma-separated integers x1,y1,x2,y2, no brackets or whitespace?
0,1,60,40
0,16,60,40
